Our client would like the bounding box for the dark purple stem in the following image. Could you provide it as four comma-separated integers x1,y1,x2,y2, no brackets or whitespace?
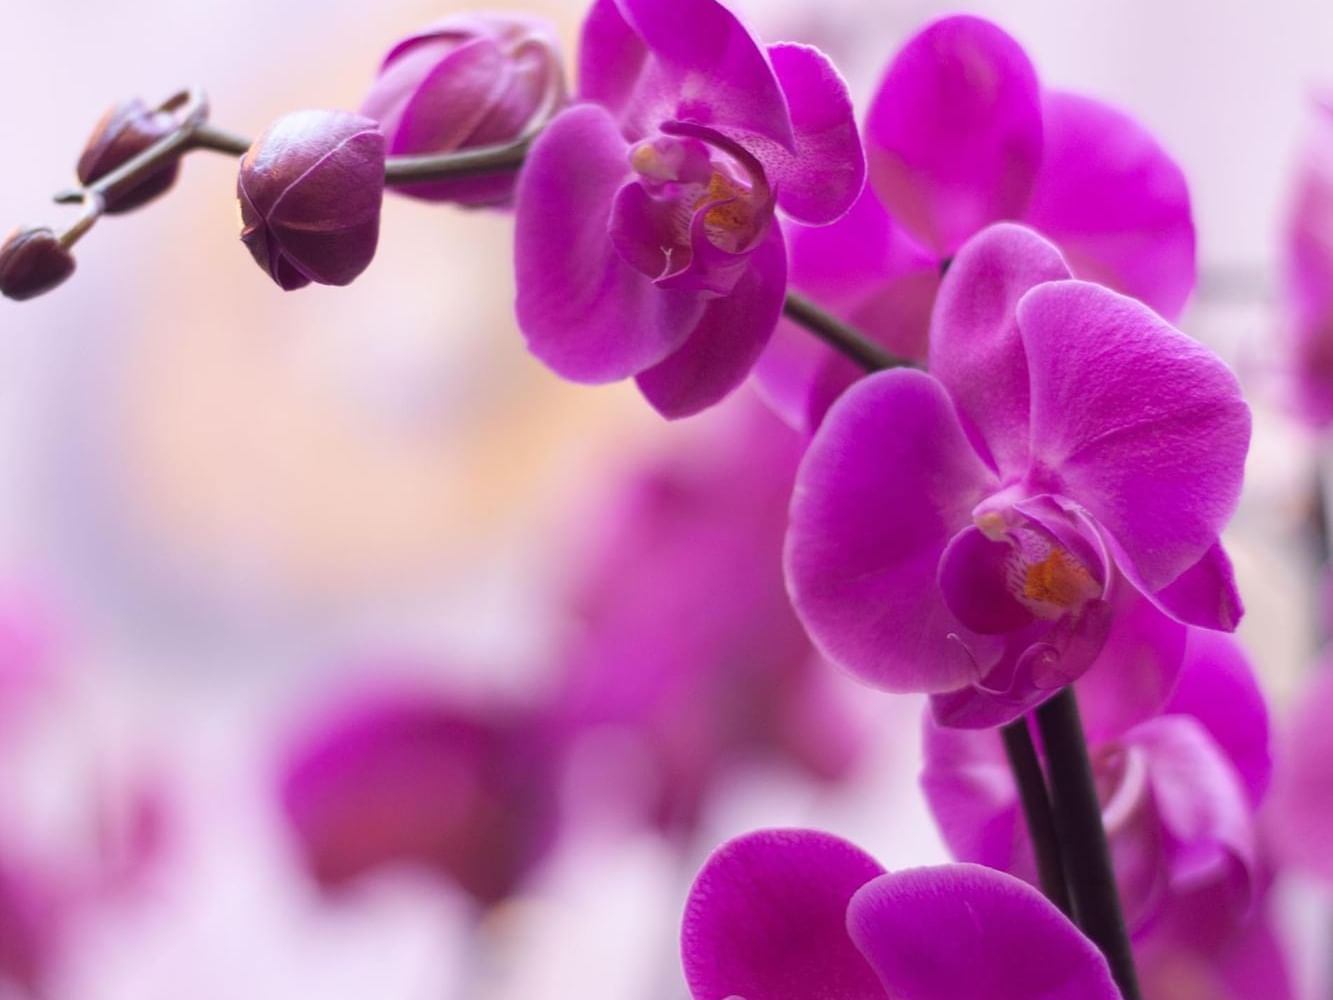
1000,717,1072,916
1035,688,1143,1000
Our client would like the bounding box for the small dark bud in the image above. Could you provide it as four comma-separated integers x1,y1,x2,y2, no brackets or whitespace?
0,228,76,301
76,99,181,214
237,110,386,291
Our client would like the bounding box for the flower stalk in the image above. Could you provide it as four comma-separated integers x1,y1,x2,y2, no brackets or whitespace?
1035,688,1143,1000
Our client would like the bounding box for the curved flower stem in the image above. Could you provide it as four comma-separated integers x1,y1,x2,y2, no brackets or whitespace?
781,291,914,373
1035,688,1142,1000
1000,717,1071,916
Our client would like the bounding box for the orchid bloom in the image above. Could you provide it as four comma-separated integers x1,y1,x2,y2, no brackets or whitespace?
277,681,560,907
786,223,1249,726
923,629,1268,930
755,14,1195,433
682,828,1121,1000
515,0,864,418
553,396,865,835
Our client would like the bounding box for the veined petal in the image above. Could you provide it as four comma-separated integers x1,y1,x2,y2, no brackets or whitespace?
1019,280,1250,591
786,369,998,693
637,225,786,418
865,15,1043,257
514,104,704,382
681,829,887,1000
1024,91,1196,321
848,864,1121,1000
578,0,649,116
761,43,865,225
930,223,1071,477
614,0,794,148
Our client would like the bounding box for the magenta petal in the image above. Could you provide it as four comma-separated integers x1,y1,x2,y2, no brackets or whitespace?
937,527,1033,634
681,829,887,1000
753,189,935,433
1024,90,1196,322
578,0,648,115
930,223,1071,476
1076,577,1188,746
864,15,1043,256
514,104,704,382
1133,716,1258,904
848,864,1121,1000
616,0,793,148
1152,542,1244,631
636,226,786,418
920,720,1029,877
787,370,998,693
1267,665,1333,883
762,43,865,225
1019,281,1251,590
1163,629,1271,809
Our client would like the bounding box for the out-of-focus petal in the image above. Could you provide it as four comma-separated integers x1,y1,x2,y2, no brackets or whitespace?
1024,91,1196,321
514,104,703,382
681,829,887,1000
637,227,786,418
1163,630,1270,809
761,43,865,225
1133,716,1257,905
1267,665,1333,883
786,370,997,693
864,15,1043,257
1019,280,1250,591
920,719,1030,879
847,864,1121,1000
1077,576,1188,746
929,223,1071,477
753,189,934,433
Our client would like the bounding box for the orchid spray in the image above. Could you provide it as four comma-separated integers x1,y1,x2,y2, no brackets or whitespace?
2,4,1272,999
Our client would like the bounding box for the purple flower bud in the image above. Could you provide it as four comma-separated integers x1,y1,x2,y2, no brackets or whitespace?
361,13,565,206
0,228,75,301
237,110,386,291
76,99,181,214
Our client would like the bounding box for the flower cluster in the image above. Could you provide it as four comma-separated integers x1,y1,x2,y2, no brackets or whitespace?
6,0,1322,998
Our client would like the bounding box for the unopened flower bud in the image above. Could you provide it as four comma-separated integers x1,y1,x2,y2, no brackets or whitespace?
0,228,75,301
237,110,386,291
76,99,181,214
361,14,565,206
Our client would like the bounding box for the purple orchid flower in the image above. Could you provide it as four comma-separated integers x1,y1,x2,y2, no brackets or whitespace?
755,14,1195,433
1281,95,1333,426
682,828,1121,999
360,13,566,207
553,396,865,835
277,680,560,908
786,223,1249,726
514,0,864,419
923,629,1268,931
